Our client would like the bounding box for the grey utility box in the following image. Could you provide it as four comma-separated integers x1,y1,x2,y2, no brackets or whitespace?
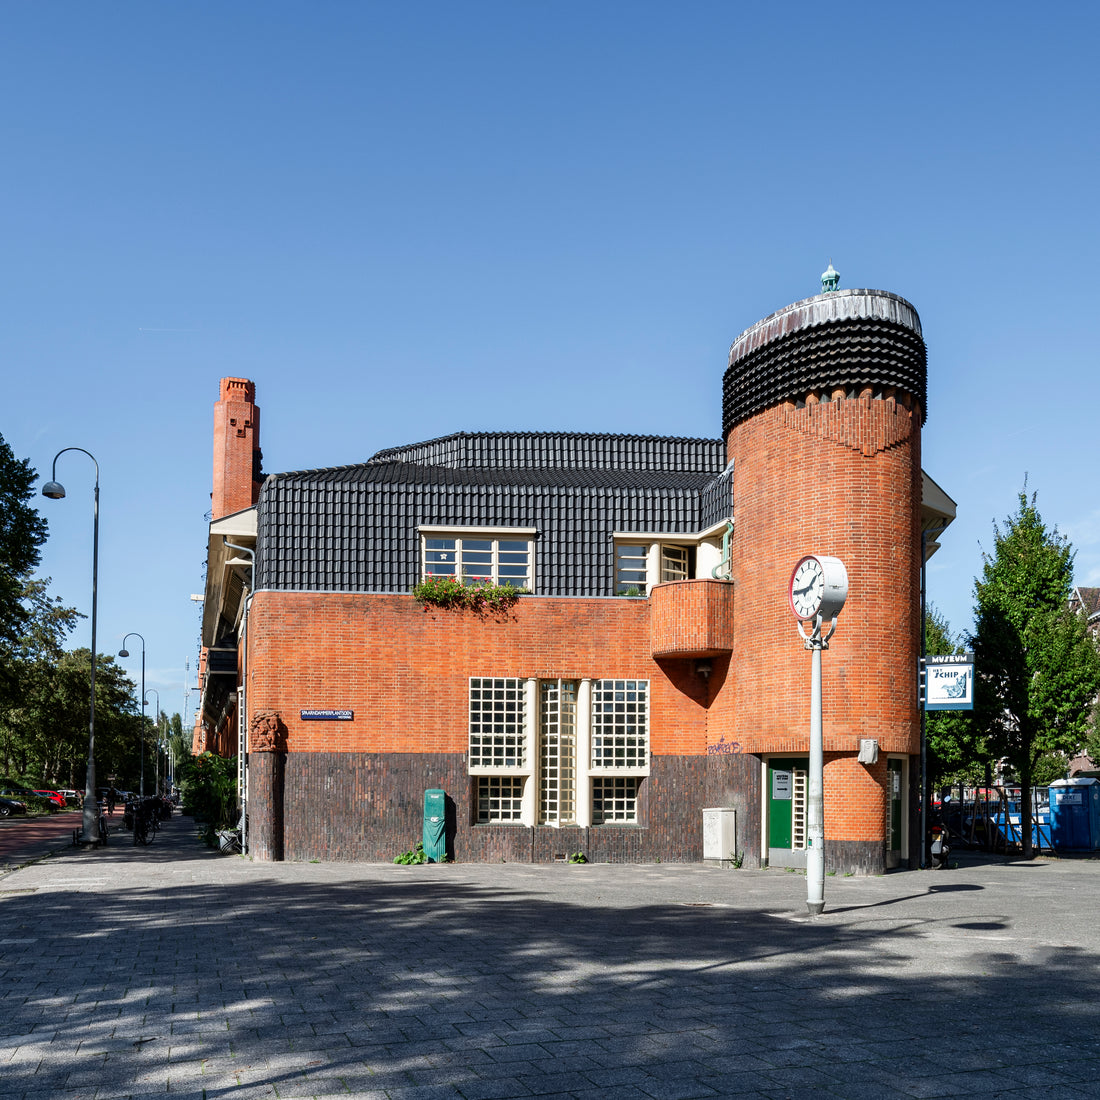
703,808,737,864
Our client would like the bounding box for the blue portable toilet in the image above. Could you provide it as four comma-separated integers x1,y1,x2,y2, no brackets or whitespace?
1049,778,1100,852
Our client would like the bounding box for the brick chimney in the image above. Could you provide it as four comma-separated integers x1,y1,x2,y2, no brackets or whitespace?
212,378,262,520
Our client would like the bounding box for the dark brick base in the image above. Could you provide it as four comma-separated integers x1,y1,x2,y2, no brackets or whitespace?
246,750,766,865
246,749,882,873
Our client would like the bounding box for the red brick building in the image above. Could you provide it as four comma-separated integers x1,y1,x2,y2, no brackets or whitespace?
197,282,955,872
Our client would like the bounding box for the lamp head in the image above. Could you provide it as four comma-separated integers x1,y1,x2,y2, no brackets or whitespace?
42,481,66,499
118,648,129,658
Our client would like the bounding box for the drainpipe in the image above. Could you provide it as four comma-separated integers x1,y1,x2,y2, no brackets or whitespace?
224,538,254,854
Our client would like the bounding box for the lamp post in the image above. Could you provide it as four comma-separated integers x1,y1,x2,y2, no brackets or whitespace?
42,448,101,845
119,632,146,797
145,688,160,795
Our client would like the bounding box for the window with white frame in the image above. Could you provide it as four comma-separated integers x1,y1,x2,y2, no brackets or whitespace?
539,680,577,825
615,544,648,594
593,776,640,824
615,540,695,593
591,679,648,769
422,530,533,590
470,676,649,827
469,678,526,768
661,544,691,582
477,776,524,823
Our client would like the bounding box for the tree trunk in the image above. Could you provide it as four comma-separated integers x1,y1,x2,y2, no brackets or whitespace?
1019,758,1033,859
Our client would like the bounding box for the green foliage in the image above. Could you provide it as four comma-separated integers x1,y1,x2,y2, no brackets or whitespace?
971,491,1100,853
176,751,237,831
1032,751,1070,785
0,643,141,789
394,841,428,864
567,851,587,863
412,575,527,612
616,586,645,598
0,433,49,654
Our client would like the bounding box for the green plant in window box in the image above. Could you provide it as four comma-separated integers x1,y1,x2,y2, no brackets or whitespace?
616,586,646,598
412,574,528,612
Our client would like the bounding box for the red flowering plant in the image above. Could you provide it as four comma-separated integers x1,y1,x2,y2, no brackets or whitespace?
412,573,528,612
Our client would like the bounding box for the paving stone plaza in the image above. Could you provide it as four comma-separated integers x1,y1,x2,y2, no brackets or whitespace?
2,814,1100,1099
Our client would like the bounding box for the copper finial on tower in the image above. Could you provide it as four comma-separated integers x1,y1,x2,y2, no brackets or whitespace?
821,261,840,293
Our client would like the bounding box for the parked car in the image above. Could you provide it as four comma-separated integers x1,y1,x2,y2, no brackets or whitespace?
0,796,27,817
0,787,55,811
33,789,66,807
58,789,82,806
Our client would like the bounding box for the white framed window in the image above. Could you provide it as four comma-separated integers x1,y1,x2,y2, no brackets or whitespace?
539,680,577,826
421,527,534,590
469,676,649,827
469,678,527,769
593,776,640,824
614,539,695,593
477,776,524,823
615,544,648,594
661,544,691,582
591,679,649,770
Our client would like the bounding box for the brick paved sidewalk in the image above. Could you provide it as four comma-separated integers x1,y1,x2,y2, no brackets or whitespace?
2,814,1100,1099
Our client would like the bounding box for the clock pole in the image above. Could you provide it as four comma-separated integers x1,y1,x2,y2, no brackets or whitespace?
807,623,825,915
789,555,848,916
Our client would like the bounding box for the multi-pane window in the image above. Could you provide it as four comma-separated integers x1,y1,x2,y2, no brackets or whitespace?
593,776,640,824
469,678,526,768
615,541,695,592
591,680,649,768
424,535,531,589
477,776,524,823
539,680,577,825
661,545,690,582
615,544,648,594
469,676,648,827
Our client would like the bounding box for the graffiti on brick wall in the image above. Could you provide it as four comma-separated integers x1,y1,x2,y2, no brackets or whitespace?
707,737,742,755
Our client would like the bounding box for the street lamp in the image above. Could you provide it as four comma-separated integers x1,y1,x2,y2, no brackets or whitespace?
145,688,161,795
42,447,101,845
119,632,146,797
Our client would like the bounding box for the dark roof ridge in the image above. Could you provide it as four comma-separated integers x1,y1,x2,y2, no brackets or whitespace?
265,430,725,482
369,428,723,463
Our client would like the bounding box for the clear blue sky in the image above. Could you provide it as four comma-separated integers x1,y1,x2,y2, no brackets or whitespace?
3,3,1097,719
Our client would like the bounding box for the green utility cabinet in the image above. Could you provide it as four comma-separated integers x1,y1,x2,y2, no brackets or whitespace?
423,789,446,863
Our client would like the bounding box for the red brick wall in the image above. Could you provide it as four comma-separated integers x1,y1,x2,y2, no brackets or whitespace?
212,377,261,520
650,579,735,657
725,392,921,843
246,593,711,758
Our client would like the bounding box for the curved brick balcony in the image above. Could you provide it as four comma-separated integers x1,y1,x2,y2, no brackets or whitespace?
650,579,735,659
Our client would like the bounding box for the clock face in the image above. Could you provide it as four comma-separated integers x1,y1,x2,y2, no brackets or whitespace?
790,556,825,620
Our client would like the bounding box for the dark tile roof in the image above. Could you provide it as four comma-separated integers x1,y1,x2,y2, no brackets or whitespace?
257,431,731,596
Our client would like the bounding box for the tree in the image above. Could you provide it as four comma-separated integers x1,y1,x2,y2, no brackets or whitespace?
0,432,49,652
971,492,1100,857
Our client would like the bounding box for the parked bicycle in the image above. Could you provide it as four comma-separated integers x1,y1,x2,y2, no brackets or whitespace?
131,797,159,846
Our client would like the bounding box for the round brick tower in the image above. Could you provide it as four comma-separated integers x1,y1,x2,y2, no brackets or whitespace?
723,282,927,873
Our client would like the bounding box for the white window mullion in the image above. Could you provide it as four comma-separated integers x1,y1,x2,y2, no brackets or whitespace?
577,679,592,827
521,678,538,827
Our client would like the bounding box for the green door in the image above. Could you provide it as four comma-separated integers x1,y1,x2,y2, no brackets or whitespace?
768,758,808,850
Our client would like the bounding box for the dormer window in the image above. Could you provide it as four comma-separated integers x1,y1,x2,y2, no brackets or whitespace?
615,539,696,594
420,526,536,591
